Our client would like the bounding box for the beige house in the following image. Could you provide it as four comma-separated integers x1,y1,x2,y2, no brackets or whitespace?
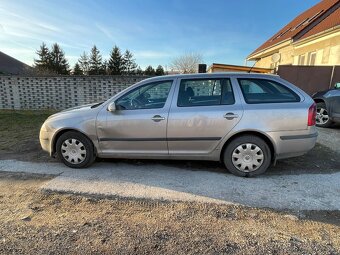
207,63,272,73
247,0,340,69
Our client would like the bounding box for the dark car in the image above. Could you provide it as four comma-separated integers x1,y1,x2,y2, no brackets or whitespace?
312,83,340,127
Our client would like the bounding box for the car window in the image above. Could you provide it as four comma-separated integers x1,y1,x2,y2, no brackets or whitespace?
116,80,172,110
177,78,235,107
238,78,300,104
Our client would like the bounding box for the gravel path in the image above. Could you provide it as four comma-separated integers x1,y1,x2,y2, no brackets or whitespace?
317,125,340,152
0,159,339,211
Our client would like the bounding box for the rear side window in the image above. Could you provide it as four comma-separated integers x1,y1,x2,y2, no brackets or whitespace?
238,79,300,104
177,78,235,107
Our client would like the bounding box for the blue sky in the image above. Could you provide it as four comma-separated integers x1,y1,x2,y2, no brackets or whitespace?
0,0,319,69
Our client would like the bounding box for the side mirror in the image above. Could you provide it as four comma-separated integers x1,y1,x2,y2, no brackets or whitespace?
335,82,340,89
107,102,116,112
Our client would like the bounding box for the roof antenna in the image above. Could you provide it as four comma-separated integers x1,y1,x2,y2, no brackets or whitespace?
248,59,258,73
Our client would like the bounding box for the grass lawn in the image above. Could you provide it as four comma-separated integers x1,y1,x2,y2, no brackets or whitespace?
0,110,56,160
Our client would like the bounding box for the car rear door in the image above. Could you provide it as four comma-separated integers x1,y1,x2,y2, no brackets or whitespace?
167,77,243,155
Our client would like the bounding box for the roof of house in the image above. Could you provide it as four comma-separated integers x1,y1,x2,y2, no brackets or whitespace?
248,0,340,58
208,63,272,73
297,4,340,41
0,51,31,75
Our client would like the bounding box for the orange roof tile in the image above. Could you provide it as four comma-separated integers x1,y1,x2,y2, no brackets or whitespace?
248,0,339,58
297,5,340,40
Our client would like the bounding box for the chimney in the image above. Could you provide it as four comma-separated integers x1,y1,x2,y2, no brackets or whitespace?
198,64,207,73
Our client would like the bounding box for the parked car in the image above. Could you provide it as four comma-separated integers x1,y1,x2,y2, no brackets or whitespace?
40,73,317,177
312,82,340,127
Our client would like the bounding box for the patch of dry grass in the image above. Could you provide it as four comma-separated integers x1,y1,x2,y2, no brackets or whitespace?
0,110,55,151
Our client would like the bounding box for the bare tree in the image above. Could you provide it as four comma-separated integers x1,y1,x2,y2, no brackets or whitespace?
170,53,203,74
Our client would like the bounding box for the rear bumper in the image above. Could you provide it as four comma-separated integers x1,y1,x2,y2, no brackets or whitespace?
279,133,318,140
268,128,318,160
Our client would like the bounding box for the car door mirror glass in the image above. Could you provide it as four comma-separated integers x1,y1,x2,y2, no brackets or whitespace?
107,102,116,112
335,82,340,89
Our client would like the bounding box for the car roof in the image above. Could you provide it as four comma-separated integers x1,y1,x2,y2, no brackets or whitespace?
142,72,279,82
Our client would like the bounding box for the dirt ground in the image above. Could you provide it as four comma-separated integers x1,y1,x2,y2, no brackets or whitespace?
0,171,339,255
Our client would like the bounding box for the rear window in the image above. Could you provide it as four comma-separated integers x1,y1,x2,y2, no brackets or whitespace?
177,78,235,107
238,78,300,104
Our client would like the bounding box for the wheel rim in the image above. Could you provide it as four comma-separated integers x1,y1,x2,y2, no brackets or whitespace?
231,143,264,172
316,107,329,125
61,139,86,164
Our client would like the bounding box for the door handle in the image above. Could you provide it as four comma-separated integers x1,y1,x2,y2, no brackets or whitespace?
223,112,239,120
151,115,166,122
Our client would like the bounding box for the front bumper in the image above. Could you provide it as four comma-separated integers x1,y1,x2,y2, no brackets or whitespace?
39,125,54,156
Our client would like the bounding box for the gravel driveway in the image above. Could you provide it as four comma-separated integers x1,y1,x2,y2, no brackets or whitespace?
317,124,340,152
1,157,339,211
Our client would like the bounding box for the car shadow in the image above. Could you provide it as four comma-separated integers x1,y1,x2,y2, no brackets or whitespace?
98,143,340,176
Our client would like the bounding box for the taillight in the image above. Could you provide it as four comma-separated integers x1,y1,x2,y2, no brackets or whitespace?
308,103,316,126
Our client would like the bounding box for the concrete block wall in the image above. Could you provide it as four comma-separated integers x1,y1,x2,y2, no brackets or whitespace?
0,75,146,109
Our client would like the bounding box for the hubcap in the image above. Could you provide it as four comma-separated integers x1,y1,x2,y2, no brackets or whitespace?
232,143,264,172
61,139,86,164
316,107,329,125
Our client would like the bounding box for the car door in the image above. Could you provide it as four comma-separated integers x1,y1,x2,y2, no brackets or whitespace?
167,77,243,155
97,79,175,155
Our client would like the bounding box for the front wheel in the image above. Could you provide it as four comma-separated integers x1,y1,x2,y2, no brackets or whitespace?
223,135,271,177
316,102,333,128
56,131,95,168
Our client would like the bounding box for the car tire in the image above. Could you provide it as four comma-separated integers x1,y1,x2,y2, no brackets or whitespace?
316,102,333,128
56,131,95,168
223,135,271,177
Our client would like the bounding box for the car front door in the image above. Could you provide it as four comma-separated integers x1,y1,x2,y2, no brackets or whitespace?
97,79,175,155
167,77,243,155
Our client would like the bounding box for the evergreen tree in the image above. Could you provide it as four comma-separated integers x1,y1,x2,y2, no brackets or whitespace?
34,42,51,70
144,65,155,76
78,52,90,75
89,45,103,75
73,63,83,75
99,60,108,75
136,66,143,75
155,65,165,76
108,45,125,75
123,50,137,75
49,43,70,74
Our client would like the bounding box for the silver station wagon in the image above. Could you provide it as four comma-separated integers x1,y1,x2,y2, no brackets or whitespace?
40,73,318,177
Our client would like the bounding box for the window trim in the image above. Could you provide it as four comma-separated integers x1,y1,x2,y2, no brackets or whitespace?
307,52,316,66
115,80,174,110
298,54,305,65
237,78,301,104
176,78,235,107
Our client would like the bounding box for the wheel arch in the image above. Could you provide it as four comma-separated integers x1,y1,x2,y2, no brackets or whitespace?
313,98,325,104
51,128,96,157
220,130,276,162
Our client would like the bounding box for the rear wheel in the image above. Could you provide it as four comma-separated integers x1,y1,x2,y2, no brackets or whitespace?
56,131,95,168
316,102,333,128
223,135,271,177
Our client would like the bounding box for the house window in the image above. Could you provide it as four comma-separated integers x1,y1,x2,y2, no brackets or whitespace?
298,55,305,65
307,52,316,66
